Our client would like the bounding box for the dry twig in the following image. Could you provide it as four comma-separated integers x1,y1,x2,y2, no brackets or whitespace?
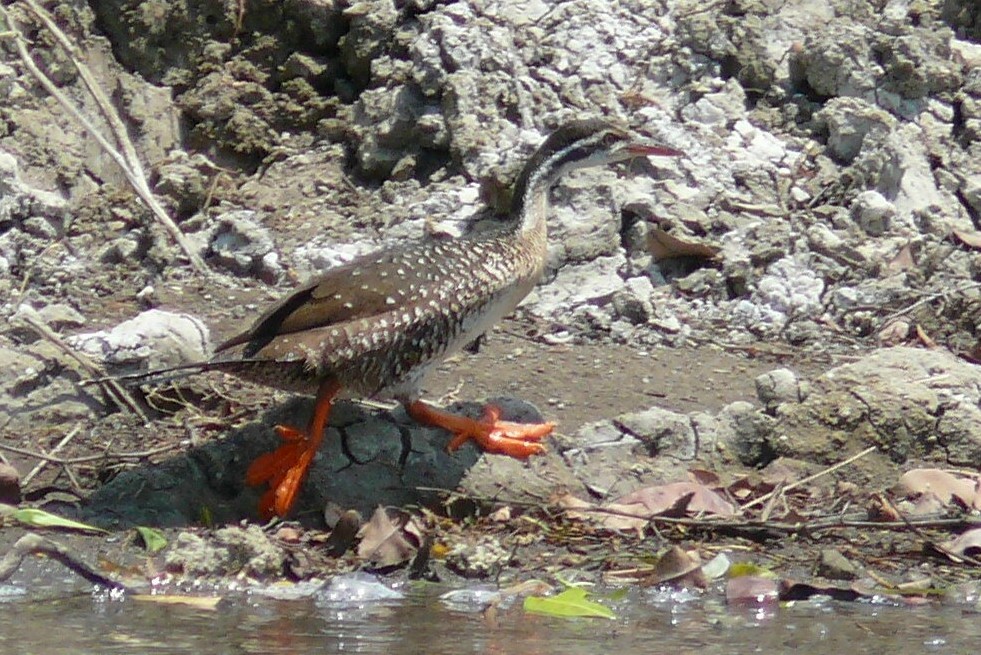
12,308,149,422
875,494,981,568
0,440,179,465
739,445,877,512
0,1,208,274
21,425,82,488
879,280,981,325
0,533,133,591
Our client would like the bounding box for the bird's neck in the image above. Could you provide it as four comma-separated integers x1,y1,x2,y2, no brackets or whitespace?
509,186,551,243
508,151,568,239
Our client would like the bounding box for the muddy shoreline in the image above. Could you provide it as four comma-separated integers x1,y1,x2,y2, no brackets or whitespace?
1,0,980,598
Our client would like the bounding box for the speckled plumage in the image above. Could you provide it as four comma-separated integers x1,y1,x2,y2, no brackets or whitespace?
207,118,677,406
124,118,682,517
213,226,547,401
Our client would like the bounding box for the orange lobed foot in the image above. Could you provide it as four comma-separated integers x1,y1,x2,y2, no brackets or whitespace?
246,381,340,518
246,425,320,519
407,401,553,458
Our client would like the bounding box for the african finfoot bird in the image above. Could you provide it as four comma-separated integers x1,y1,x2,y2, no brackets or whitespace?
139,119,681,518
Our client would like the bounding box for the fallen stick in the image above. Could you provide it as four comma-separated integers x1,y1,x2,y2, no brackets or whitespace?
0,2,209,274
0,533,134,592
739,445,878,512
12,308,149,422
21,425,82,488
0,441,179,465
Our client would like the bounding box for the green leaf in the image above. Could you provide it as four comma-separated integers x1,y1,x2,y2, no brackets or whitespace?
198,505,213,527
729,561,777,579
554,574,590,589
132,594,222,610
12,508,107,533
523,587,616,620
603,587,629,602
135,526,167,553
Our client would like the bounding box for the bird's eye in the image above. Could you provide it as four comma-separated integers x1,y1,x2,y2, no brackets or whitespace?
602,132,621,147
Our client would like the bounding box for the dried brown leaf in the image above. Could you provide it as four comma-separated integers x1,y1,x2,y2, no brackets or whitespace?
896,469,981,510
592,502,651,534
326,510,363,557
952,228,981,250
558,482,735,535
728,476,774,502
906,491,948,517
688,469,721,486
725,575,780,606
646,227,720,262
867,493,901,522
553,493,596,515
357,506,419,567
642,545,705,588
403,515,426,543
915,324,938,348
614,482,736,518
773,508,809,523
555,494,650,534
886,243,916,273
662,491,697,518
941,527,981,558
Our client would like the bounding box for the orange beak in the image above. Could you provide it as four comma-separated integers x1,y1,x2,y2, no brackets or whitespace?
628,143,684,158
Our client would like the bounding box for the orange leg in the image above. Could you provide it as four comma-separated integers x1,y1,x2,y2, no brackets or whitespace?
405,401,553,458
246,380,342,518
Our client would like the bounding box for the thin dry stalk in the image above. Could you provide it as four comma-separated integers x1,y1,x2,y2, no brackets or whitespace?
0,533,132,591
876,494,981,568
21,425,82,487
740,445,877,512
12,309,149,422
0,440,178,465
21,0,143,176
0,2,209,274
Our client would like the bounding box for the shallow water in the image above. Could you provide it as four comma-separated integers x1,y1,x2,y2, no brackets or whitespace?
2,579,979,655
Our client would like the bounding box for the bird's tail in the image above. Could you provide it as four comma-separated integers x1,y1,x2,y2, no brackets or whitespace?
83,360,240,388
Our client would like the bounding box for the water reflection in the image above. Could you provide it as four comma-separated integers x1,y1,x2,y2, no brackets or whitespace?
1,583,980,655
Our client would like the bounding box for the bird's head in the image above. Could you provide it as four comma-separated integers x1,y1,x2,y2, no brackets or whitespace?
512,119,682,210
540,118,683,172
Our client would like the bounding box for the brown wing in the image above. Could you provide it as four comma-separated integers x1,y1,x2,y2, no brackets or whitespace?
214,245,438,357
